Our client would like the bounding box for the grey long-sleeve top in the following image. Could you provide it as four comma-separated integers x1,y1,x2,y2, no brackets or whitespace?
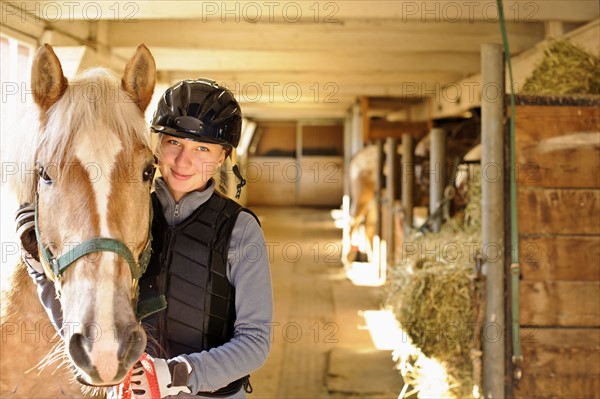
28,178,273,397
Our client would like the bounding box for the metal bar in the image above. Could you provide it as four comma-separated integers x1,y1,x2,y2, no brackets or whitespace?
401,133,414,237
481,42,506,399
429,128,446,232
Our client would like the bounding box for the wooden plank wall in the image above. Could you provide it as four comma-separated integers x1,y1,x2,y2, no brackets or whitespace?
247,122,344,207
512,103,600,399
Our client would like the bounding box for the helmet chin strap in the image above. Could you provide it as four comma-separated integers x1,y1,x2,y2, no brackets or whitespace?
232,164,246,199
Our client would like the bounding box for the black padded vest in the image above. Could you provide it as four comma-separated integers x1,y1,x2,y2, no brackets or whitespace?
140,191,242,358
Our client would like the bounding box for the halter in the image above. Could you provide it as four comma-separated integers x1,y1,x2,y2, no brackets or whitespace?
34,192,153,299
33,192,166,319
33,156,167,320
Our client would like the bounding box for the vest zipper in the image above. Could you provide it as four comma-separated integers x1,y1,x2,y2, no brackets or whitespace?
174,203,180,218
158,226,174,354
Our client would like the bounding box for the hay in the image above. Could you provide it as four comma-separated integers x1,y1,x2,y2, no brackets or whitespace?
523,38,600,96
387,165,482,398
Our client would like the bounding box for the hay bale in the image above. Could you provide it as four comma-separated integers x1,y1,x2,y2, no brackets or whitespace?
389,231,479,398
387,165,482,398
523,39,600,96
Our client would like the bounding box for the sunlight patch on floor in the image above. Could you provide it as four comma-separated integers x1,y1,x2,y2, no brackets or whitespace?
346,261,386,287
361,309,408,350
362,309,455,399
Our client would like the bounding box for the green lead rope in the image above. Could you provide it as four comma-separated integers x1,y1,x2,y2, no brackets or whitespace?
496,0,523,373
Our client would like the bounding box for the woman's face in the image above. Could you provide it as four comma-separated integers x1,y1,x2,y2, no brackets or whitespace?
158,134,226,202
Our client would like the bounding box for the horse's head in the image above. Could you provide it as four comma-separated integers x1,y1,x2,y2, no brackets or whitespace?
30,44,156,386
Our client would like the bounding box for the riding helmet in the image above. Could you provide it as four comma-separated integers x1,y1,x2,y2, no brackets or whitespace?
151,79,241,149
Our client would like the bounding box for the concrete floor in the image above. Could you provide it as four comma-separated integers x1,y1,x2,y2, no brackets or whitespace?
248,207,403,399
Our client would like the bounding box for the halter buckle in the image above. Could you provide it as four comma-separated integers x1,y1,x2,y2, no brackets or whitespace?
50,258,60,277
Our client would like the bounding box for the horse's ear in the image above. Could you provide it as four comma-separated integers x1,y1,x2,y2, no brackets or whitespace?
31,44,68,111
121,44,156,112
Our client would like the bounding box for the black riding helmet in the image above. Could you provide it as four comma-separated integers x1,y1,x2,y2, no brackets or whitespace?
151,79,241,150
152,78,247,198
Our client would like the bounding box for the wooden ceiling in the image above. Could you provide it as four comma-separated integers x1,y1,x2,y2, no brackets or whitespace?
2,1,599,120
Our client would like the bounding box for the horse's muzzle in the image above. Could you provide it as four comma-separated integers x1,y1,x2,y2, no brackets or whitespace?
69,327,147,386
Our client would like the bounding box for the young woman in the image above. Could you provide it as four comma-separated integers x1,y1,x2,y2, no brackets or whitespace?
17,79,273,398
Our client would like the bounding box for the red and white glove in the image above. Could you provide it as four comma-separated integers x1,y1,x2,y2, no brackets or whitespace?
15,202,39,262
116,353,191,399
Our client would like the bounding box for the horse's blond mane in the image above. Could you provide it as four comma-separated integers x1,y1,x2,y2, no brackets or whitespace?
3,102,40,205
5,67,151,205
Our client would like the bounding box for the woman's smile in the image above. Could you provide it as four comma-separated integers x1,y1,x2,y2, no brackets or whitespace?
171,169,193,180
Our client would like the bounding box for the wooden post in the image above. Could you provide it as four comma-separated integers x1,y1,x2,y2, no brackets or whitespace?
401,134,414,237
360,96,370,144
375,139,385,242
385,137,398,264
342,111,354,265
375,139,385,279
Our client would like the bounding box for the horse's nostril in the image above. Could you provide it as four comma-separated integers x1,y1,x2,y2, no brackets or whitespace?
129,329,145,345
82,323,100,344
118,328,147,364
69,333,92,371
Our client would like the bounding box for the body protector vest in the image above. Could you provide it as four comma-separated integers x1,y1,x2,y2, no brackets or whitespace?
140,191,255,395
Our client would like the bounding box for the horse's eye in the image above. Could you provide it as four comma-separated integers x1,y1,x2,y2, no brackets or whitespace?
37,164,53,184
142,164,156,182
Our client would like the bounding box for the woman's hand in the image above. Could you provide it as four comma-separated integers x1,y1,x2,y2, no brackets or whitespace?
15,202,39,262
115,353,191,398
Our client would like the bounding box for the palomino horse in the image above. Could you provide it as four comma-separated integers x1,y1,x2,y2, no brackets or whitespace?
347,143,414,262
347,144,378,262
1,44,156,397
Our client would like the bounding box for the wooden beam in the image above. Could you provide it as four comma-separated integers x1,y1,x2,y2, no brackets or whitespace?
515,104,600,189
239,103,348,120
106,20,544,53
369,120,429,141
17,1,599,22
519,236,600,281
164,71,464,88
514,328,600,398
520,281,600,326
518,188,600,235
112,47,482,74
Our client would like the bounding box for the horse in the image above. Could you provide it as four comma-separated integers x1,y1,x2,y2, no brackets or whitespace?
0,43,156,397
346,142,417,263
346,116,480,263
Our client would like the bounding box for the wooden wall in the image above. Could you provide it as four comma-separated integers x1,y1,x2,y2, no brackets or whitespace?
512,100,600,398
247,121,344,207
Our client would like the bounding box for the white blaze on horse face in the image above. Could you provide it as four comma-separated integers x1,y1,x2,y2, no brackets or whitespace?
74,125,123,237
72,124,123,382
